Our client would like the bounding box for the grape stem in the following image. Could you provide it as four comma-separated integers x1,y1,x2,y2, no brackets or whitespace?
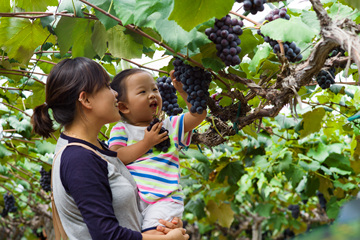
229,10,261,26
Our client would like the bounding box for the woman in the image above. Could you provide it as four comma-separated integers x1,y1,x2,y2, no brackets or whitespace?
31,57,189,240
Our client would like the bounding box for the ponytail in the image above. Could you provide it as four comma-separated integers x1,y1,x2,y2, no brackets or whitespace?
31,103,54,138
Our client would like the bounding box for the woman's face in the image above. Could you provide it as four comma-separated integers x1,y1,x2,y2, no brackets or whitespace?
89,84,121,125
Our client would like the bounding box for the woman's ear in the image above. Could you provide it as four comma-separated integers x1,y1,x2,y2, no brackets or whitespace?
78,91,92,109
117,102,130,114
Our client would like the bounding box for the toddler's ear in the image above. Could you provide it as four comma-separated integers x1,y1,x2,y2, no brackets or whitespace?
117,102,130,114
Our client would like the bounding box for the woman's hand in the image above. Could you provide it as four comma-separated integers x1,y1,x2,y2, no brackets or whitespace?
165,229,189,240
156,217,183,233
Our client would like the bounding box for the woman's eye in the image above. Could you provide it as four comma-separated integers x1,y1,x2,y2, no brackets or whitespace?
153,88,158,91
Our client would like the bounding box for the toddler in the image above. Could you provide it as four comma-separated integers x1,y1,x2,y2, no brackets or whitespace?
108,68,207,234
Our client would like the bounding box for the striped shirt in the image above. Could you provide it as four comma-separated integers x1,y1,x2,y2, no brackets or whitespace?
108,114,192,205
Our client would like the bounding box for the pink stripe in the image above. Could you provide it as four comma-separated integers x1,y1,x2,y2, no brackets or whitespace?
111,126,125,132
137,184,173,194
185,133,191,146
127,166,178,178
109,142,127,147
162,153,179,162
172,116,179,129
139,194,156,204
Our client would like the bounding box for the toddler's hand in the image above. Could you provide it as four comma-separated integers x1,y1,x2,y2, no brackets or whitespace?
170,70,185,94
143,122,168,148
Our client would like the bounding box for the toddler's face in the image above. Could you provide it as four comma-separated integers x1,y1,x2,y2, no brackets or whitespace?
123,72,162,126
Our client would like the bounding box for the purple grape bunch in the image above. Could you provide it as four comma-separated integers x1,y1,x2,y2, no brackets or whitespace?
40,167,51,192
258,8,303,63
1,193,17,217
316,68,335,89
156,76,183,116
147,118,170,152
205,15,243,66
236,0,267,15
172,58,211,114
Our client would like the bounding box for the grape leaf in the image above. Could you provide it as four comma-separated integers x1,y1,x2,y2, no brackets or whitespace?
107,25,143,59
217,161,244,185
155,19,197,52
249,44,271,72
112,0,136,26
328,3,360,21
89,0,119,30
58,0,84,17
55,17,97,58
169,0,234,32
15,0,58,11
0,0,11,12
35,140,56,155
91,21,108,57
260,17,317,44
0,18,56,64
299,108,326,138
340,0,360,9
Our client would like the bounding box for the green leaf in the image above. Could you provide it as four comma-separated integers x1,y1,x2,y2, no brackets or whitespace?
185,198,206,219
275,114,298,130
202,58,224,72
328,3,360,21
113,0,136,26
0,145,12,159
0,18,56,64
255,203,274,217
217,161,244,185
91,21,108,57
260,17,317,44
55,17,97,58
133,0,173,28
206,200,234,228
249,44,271,72
285,165,305,188
0,0,11,12
155,19,197,52
16,0,58,11
35,140,56,155
299,108,326,138
326,196,340,219
89,0,119,30
239,29,262,59
300,10,320,34
58,0,84,17
168,0,234,32
107,25,143,59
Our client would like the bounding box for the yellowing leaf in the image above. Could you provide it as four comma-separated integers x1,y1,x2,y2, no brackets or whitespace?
206,200,234,228
299,108,326,138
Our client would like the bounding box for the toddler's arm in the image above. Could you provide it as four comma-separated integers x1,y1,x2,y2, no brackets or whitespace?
170,70,207,133
110,122,168,164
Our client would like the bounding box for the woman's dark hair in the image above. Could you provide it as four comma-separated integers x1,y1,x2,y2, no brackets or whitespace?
31,57,110,138
110,68,148,102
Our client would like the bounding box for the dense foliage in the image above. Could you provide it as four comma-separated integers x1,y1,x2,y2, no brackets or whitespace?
1,0,360,239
